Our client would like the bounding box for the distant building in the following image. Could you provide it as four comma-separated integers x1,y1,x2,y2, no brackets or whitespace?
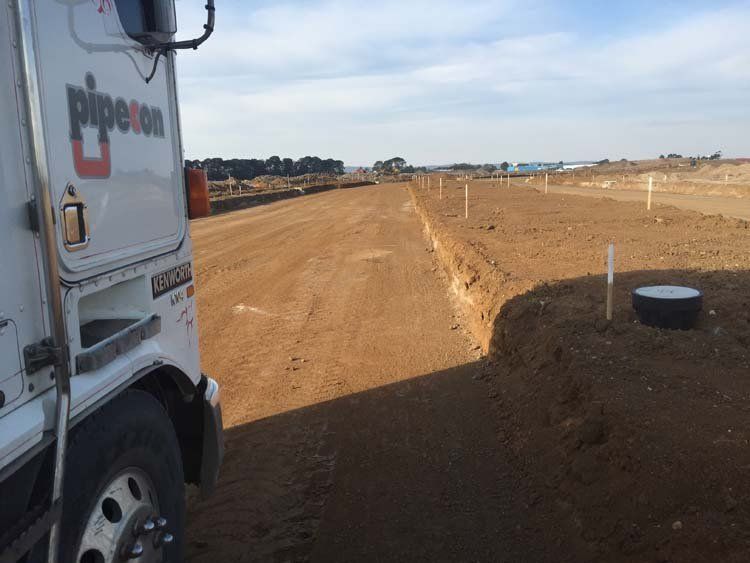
506,162,563,173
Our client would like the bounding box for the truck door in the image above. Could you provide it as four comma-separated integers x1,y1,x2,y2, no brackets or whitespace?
30,1,188,283
0,9,50,419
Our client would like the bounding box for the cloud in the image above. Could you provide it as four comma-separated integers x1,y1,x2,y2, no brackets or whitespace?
177,0,516,79
174,1,750,163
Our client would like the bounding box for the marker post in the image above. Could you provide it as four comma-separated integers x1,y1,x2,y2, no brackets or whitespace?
607,242,615,321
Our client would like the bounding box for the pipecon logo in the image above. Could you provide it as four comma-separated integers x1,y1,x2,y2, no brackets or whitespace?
67,72,166,178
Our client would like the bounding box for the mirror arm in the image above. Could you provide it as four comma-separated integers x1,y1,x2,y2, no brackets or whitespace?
160,0,215,51
145,0,215,84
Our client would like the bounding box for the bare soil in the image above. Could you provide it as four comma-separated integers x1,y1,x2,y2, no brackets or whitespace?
519,183,750,222
185,179,750,562
208,181,374,215
411,178,750,562
549,159,750,199
185,184,559,561
209,173,338,196
209,173,380,200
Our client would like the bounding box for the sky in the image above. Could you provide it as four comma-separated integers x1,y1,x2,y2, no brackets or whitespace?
173,0,750,166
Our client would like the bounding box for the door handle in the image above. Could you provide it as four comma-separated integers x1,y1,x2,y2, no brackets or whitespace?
60,184,90,251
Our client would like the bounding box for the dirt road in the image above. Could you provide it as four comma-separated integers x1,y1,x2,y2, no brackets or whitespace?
185,184,552,561
530,182,750,220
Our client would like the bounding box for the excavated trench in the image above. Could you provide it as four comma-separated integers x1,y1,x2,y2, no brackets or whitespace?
409,181,750,563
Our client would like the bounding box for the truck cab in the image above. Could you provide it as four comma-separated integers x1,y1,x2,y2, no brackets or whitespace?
0,1,221,561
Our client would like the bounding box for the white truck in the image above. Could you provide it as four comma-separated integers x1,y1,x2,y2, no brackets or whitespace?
0,1,222,562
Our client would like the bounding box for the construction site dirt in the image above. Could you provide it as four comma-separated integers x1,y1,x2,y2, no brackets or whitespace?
186,181,750,562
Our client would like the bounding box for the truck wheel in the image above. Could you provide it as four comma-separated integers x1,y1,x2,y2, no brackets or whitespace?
58,389,185,563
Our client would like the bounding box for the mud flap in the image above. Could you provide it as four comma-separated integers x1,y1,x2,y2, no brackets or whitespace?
200,376,224,498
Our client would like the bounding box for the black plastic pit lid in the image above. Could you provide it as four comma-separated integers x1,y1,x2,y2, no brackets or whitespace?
632,286,703,330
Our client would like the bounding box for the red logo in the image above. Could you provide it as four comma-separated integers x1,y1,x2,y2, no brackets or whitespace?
92,0,113,15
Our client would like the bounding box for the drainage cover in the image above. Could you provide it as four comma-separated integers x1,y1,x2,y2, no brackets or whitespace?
632,286,703,330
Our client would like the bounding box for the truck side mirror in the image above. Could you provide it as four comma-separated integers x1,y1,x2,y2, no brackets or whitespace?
116,0,177,45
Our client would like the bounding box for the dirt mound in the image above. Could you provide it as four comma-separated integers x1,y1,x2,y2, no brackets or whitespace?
690,162,750,182
552,160,750,199
208,173,341,198
207,181,375,215
411,179,750,562
491,270,750,562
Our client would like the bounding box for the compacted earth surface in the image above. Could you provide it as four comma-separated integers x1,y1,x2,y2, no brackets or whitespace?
412,178,750,562
185,183,558,562
186,180,750,562
547,159,750,199
520,181,750,221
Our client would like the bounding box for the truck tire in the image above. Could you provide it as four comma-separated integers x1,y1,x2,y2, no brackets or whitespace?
56,389,185,563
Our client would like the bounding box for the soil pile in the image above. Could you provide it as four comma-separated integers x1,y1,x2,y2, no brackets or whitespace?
208,173,340,198
552,160,750,198
411,179,750,562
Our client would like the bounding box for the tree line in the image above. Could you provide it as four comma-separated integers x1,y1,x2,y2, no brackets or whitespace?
372,157,427,174
186,156,345,181
658,151,721,161
373,157,515,174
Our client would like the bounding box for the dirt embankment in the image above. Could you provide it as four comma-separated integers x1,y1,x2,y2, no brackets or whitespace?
410,179,750,562
208,181,374,215
542,160,750,199
209,173,341,196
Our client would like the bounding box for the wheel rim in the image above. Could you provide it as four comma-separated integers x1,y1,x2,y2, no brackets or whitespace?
76,467,173,563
